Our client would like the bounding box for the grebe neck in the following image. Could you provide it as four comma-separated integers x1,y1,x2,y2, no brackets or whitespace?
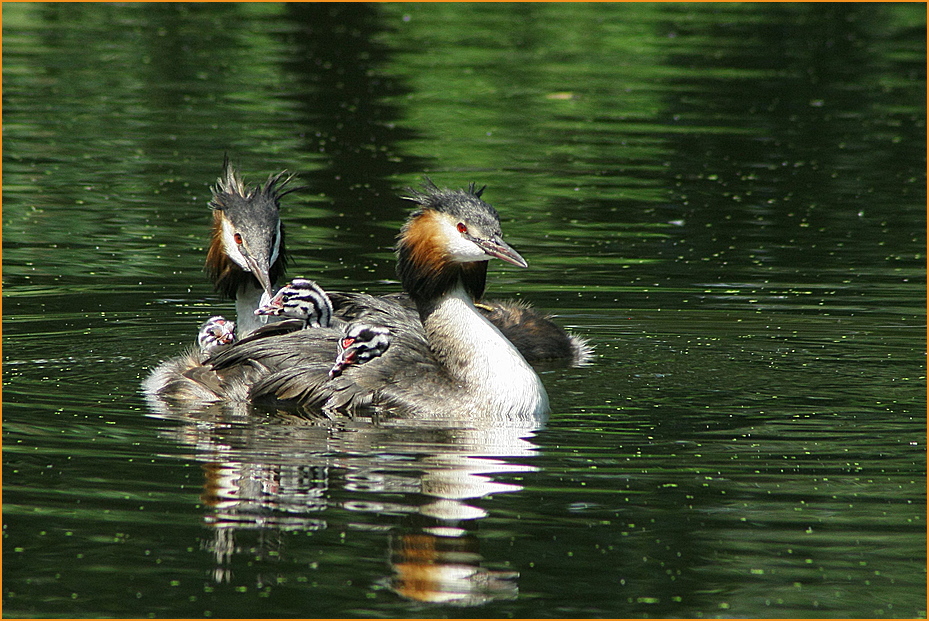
234,281,269,336
419,282,549,419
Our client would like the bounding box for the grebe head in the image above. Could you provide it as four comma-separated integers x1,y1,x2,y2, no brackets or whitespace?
397,180,527,303
197,315,237,354
329,323,391,378
254,278,333,329
204,157,296,299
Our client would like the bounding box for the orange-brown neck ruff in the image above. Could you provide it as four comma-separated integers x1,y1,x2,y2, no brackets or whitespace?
204,210,286,299
397,209,488,306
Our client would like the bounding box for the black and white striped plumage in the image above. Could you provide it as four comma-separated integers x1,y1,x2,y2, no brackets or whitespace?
197,316,237,356
329,324,391,378
255,278,333,329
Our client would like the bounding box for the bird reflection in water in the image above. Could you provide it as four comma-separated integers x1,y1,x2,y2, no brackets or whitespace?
389,527,520,605
161,407,539,605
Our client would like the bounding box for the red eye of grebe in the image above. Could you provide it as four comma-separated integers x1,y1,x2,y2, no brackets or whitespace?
457,223,467,234
234,233,243,244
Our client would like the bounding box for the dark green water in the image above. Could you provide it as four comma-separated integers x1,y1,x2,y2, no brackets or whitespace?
3,3,925,618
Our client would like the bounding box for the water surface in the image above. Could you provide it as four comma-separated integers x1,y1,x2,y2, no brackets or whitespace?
3,3,925,618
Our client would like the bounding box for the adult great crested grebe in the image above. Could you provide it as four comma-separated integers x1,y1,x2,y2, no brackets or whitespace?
202,160,590,365
204,158,296,337
151,183,553,420
213,182,550,419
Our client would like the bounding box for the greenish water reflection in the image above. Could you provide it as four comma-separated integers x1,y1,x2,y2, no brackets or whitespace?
3,3,925,618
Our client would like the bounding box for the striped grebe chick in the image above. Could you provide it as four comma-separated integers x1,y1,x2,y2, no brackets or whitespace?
329,324,391,378
197,315,237,359
254,278,333,329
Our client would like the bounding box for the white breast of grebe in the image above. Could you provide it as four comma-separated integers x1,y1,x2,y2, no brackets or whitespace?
428,285,549,419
